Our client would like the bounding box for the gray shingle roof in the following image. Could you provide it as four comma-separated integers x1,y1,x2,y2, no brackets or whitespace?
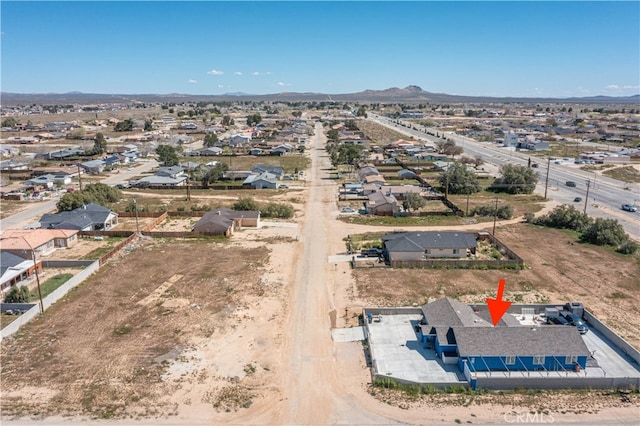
454,326,589,357
383,231,477,251
40,203,114,230
422,297,490,327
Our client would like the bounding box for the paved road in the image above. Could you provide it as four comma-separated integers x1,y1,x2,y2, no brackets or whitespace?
368,113,640,240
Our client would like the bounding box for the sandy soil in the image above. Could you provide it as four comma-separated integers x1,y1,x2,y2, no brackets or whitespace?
1,123,639,425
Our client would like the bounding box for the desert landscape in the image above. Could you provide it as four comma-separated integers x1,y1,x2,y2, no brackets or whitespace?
1,123,639,425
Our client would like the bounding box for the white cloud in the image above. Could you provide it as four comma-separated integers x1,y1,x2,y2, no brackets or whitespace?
603,84,639,94
217,84,225,89
188,79,198,84
251,71,261,76
533,88,542,95
276,82,291,87
207,69,224,76
234,71,243,76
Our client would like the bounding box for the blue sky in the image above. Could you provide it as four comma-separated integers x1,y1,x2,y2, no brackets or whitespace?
2,1,639,98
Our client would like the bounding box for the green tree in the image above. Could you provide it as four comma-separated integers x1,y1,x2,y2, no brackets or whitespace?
204,133,219,147
490,164,538,194
93,132,107,154
438,163,481,195
200,162,229,188
326,129,339,141
56,183,122,212
144,120,153,131
3,285,30,303
246,113,262,126
156,144,180,166
403,192,427,212
2,117,18,128
233,197,260,211
114,118,134,132
580,218,628,246
222,115,233,126
436,140,464,157
617,240,639,255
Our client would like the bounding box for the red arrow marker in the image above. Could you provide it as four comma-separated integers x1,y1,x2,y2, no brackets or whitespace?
486,278,512,326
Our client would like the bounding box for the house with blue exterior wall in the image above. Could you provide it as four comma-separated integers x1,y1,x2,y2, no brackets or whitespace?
420,297,589,388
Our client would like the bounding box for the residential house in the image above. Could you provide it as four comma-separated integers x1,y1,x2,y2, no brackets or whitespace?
0,229,79,259
364,175,386,185
135,175,187,188
381,185,425,200
251,164,284,180
362,182,384,195
397,169,417,180
419,297,589,388
191,212,235,237
382,231,477,261
80,159,106,174
194,207,260,231
0,251,41,293
229,134,252,147
366,190,400,216
358,166,380,180
40,203,118,231
200,147,223,156
156,166,185,178
243,172,278,189
250,148,263,156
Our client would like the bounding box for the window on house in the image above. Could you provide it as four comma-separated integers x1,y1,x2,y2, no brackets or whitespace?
425,249,430,255
533,355,545,365
566,355,578,364
505,356,516,365
452,249,459,254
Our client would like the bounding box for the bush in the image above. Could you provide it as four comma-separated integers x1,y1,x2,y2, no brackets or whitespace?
490,164,538,194
4,285,30,303
472,203,512,219
616,240,639,255
233,197,260,212
533,204,592,231
261,202,294,219
580,218,628,246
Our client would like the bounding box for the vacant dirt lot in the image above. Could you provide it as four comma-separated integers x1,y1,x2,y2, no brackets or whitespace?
0,237,280,419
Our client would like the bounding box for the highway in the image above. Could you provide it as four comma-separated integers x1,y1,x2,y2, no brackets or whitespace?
367,113,640,241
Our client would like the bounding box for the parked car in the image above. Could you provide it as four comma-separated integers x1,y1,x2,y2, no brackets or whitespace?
621,204,637,212
561,311,589,334
360,248,383,258
278,184,289,189
547,315,570,325
566,181,576,187
573,197,582,202
531,163,539,168
341,207,356,213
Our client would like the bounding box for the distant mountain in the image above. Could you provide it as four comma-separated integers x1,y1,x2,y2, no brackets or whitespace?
2,86,639,106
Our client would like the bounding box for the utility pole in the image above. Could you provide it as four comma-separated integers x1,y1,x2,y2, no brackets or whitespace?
77,163,83,191
466,192,470,217
23,237,44,314
543,157,551,200
444,167,450,199
133,199,140,234
186,176,191,201
492,198,499,237
584,180,590,214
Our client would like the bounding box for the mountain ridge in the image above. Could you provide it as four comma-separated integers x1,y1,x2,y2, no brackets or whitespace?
2,86,638,106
